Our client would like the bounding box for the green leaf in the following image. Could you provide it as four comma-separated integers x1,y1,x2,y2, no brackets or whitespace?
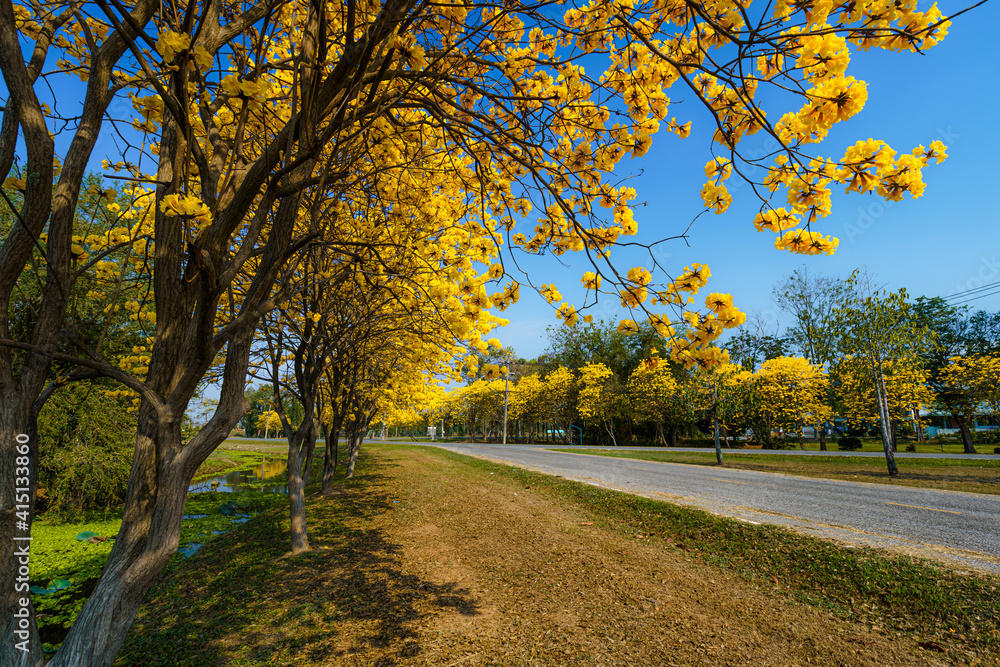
75,531,98,541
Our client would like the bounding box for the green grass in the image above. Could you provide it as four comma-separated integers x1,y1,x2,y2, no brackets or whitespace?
678,436,996,455
418,445,999,658
193,448,271,481
118,446,367,666
31,453,290,653
546,448,1000,494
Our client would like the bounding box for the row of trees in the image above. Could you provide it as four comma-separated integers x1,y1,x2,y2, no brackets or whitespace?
0,0,969,663
429,346,999,451
418,273,1000,477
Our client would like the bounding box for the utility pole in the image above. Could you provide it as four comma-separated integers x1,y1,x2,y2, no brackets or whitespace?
502,365,510,445
713,385,723,465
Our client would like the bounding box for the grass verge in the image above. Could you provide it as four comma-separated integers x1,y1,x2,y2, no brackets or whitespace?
118,448,373,666
429,446,999,656
548,448,1000,495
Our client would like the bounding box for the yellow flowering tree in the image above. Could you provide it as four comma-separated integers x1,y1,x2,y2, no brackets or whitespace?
935,355,1000,452
541,367,579,444
0,0,968,659
578,362,627,446
753,357,831,449
832,356,935,449
627,355,695,446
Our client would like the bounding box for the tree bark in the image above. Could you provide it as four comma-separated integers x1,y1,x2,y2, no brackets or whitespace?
50,379,247,665
818,422,827,451
1,410,45,667
286,420,317,554
322,424,340,495
957,415,978,454
604,420,616,447
346,432,362,478
875,370,899,477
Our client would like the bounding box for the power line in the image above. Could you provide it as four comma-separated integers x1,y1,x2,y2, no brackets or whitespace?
948,285,1000,306
944,280,1000,302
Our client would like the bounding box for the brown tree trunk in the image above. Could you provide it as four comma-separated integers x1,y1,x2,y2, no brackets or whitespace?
322,423,340,495
667,423,678,447
957,416,978,454
818,423,827,451
50,385,246,665
286,419,317,554
1,409,45,667
798,420,805,450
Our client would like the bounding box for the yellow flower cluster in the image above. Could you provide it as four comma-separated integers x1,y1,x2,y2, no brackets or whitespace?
556,303,579,326
159,193,212,230
539,283,562,304
774,229,839,255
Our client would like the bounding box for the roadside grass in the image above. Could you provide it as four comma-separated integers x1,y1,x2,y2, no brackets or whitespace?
547,449,1000,494
676,437,993,455
419,445,1000,657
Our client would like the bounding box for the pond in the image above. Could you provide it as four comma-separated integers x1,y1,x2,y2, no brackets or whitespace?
188,457,289,493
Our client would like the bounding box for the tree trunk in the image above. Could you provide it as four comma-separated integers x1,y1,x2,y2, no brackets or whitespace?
1,409,45,667
286,421,316,554
818,422,827,451
875,370,899,477
655,420,666,446
797,419,805,450
720,425,732,448
604,420,616,447
49,396,243,665
957,416,978,454
345,421,366,478
667,422,678,447
322,424,340,495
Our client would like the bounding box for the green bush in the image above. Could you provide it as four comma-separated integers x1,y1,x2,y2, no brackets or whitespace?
837,436,862,451
37,384,135,520
970,429,1000,445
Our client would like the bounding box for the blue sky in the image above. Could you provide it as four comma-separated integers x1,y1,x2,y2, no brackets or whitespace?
494,1,1000,360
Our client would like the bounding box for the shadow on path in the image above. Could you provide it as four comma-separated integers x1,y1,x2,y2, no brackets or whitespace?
117,456,480,666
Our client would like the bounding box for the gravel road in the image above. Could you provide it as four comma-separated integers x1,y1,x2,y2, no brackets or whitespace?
426,443,1000,574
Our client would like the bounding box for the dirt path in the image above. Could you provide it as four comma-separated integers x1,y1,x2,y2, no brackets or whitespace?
323,446,946,666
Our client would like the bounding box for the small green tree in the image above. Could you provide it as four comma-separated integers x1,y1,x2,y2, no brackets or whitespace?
830,271,934,475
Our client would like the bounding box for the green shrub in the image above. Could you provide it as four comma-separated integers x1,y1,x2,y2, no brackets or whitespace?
837,436,862,451
970,429,1000,445
37,384,135,520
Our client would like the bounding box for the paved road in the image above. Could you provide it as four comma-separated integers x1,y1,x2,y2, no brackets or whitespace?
420,443,1000,574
